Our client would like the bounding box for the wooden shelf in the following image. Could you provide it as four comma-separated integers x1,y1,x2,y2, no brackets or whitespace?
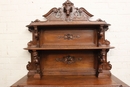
27,21,110,27
24,46,115,50
11,75,129,87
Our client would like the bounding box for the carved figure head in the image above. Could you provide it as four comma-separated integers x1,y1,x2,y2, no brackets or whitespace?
63,0,73,16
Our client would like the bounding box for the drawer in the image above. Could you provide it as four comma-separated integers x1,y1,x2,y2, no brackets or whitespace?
40,50,97,75
40,28,97,47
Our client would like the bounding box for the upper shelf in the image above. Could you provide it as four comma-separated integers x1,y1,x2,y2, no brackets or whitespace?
26,21,110,27
24,46,114,50
27,0,110,27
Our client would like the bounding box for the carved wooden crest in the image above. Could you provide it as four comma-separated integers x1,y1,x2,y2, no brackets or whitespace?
43,0,93,21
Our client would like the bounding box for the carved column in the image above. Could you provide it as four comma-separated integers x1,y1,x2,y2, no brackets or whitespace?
97,49,112,78
26,50,41,79
98,25,110,47
27,22,40,48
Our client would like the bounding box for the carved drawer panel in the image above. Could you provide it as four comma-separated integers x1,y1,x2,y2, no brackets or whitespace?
40,27,97,47
40,50,96,75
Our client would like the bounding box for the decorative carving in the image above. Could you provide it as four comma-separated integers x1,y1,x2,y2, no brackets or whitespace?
58,34,80,40
26,50,42,78
26,62,34,70
43,0,93,21
27,41,33,47
27,26,39,47
34,26,39,40
98,62,112,73
98,49,112,73
28,27,33,32
63,0,73,17
98,25,110,47
32,51,39,64
28,26,39,47
56,55,82,64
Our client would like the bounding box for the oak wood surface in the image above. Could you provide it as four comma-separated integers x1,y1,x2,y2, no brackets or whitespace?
11,75,129,87
24,46,114,50
26,21,110,27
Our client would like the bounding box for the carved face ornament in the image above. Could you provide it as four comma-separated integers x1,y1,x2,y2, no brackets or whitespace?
63,0,73,16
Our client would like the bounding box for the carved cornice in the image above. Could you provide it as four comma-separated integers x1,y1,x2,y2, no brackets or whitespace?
43,0,93,21
43,8,59,17
79,7,93,17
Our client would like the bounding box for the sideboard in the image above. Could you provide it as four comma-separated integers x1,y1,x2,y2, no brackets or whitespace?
11,0,130,87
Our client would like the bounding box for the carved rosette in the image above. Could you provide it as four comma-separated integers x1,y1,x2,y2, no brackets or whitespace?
98,25,110,47
98,49,112,73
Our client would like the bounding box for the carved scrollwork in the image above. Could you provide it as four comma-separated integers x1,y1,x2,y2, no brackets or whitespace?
56,55,82,64
43,0,93,21
27,41,33,47
98,62,112,73
58,33,80,40
26,62,33,70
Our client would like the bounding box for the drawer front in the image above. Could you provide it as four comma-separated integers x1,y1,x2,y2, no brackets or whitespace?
40,50,96,75
40,29,97,46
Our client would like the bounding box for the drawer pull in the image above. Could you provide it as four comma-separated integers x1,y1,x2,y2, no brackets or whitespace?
56,55,82,64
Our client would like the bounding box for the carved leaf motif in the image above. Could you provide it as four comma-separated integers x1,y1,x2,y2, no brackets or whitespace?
56,55,82,64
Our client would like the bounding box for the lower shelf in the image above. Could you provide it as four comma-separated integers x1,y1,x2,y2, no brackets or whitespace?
11,75,129,87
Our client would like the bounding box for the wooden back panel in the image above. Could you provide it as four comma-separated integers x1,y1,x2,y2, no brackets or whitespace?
39,26,97,47
40,50,96,75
